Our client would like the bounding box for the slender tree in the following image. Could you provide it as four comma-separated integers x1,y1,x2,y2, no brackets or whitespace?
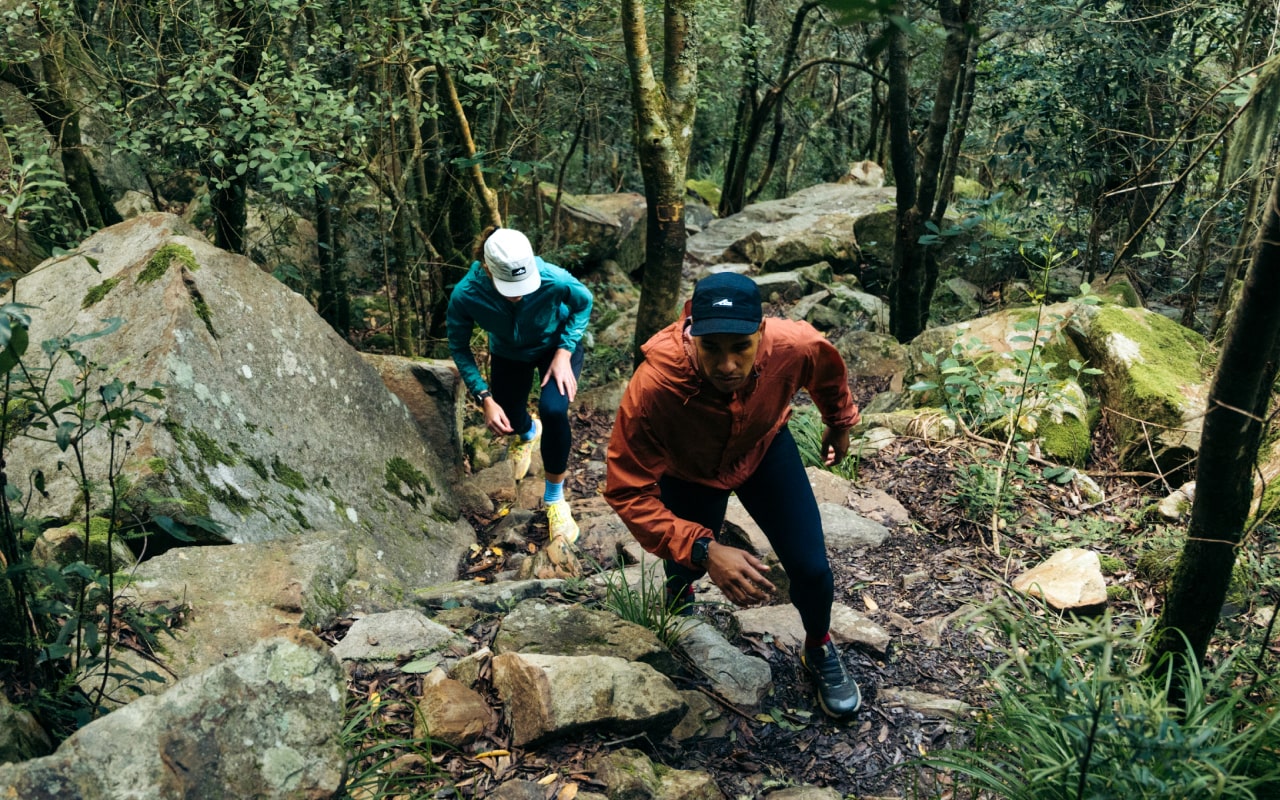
1151,163,1280,673
621,0,699,365
886,0,974,342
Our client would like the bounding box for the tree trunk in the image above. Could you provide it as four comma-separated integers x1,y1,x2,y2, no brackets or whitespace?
886,23,921,343
0,59,120,237
1151,166,1280,673
313,178,350,338
622,0,698,366
733,1,822,212
1210,170,1267,337
438,63,502,229
718,0,760,218
210,0,266,254
916,0,973,331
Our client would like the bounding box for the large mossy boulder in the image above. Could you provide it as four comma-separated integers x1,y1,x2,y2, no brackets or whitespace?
6,213,474,590
1066,304,1210,475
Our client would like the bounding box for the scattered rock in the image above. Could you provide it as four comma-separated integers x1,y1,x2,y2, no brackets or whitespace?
491,653,686,747
1157,481,1195,520
329,608,461,669
0,635,346,799
878,687,967,719
1011,548,1108,611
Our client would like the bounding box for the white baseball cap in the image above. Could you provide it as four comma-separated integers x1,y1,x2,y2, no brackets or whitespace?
484,229,541,297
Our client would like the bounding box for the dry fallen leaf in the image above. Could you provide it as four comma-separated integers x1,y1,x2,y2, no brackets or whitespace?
862,592,880,613
557,784,579,800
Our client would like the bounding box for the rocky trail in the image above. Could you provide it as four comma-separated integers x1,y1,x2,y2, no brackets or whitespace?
332,381,1017,799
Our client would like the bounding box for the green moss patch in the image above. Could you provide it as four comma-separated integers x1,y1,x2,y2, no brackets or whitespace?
1039,415,1091,466
209,484,252,516
187,427,236,467
192,292,213,335
81,277,121,309
245,456,269,481
271,457,308,491
139,243,199,285
384,457,433,510
1098,554,1126,574
1094,307,1207,394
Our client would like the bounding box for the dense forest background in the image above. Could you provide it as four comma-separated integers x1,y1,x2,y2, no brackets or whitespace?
3,0,1274,356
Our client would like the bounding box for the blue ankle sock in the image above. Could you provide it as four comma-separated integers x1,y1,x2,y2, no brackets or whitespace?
543,480,564,504
520,425,537,442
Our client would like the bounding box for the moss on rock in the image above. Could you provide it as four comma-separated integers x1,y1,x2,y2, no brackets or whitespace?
187,426,236,467
1093,306,1207,418
81,277,121,309
138,243,199,285
271,457,308,491
1039,414,1091,466
384,457,433,510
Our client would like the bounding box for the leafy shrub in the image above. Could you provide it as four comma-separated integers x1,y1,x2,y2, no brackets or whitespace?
927,603,1280,799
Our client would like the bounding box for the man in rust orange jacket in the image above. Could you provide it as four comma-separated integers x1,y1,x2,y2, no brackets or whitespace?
605,272,862,719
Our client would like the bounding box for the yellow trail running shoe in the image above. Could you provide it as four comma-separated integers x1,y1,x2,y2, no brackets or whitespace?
546,499,579,544
508,418,541,481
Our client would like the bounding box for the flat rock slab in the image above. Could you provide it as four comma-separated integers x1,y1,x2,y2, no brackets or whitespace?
329,608,461,667
878,687,968,719
734,602,890,656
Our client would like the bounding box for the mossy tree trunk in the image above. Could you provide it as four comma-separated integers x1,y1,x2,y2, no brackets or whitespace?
1150,165,1280,675
622,0,698,366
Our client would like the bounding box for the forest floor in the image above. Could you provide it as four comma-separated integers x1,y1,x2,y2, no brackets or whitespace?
329,367,1280,799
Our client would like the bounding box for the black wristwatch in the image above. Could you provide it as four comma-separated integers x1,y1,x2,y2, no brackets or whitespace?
691,537,713,568
474,389,493,403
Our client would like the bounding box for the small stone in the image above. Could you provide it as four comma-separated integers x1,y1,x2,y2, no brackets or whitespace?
1012,548,1107,610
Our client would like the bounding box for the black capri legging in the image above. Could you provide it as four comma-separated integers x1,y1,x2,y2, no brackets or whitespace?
488,341,584,476
661,426,834,639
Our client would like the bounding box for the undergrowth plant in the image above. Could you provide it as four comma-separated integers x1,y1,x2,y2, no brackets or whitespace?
927,602,1280,799
0,296,213,732
339,695,450,799
599,555,694,649
910,235,1100,551
790,404,861,480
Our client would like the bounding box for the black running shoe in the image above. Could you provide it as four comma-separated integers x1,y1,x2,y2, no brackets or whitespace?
801,640,862,718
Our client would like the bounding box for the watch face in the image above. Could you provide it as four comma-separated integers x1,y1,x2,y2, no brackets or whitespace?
693,538,710,565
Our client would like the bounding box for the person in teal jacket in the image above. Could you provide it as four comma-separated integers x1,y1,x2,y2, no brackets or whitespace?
447,227,593,542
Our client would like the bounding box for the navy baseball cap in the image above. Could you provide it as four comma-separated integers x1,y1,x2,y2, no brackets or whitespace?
690,272,763,337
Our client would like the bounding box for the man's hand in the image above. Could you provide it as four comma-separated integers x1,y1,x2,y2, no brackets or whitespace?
705,542,775,606
541,348,578,401
482,397,513,435
821,425,851,466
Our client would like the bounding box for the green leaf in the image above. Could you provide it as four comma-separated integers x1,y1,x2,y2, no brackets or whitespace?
400,656,442,674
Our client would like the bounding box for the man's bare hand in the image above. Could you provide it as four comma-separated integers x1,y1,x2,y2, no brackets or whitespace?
705,542,775,606
821,425,851,466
